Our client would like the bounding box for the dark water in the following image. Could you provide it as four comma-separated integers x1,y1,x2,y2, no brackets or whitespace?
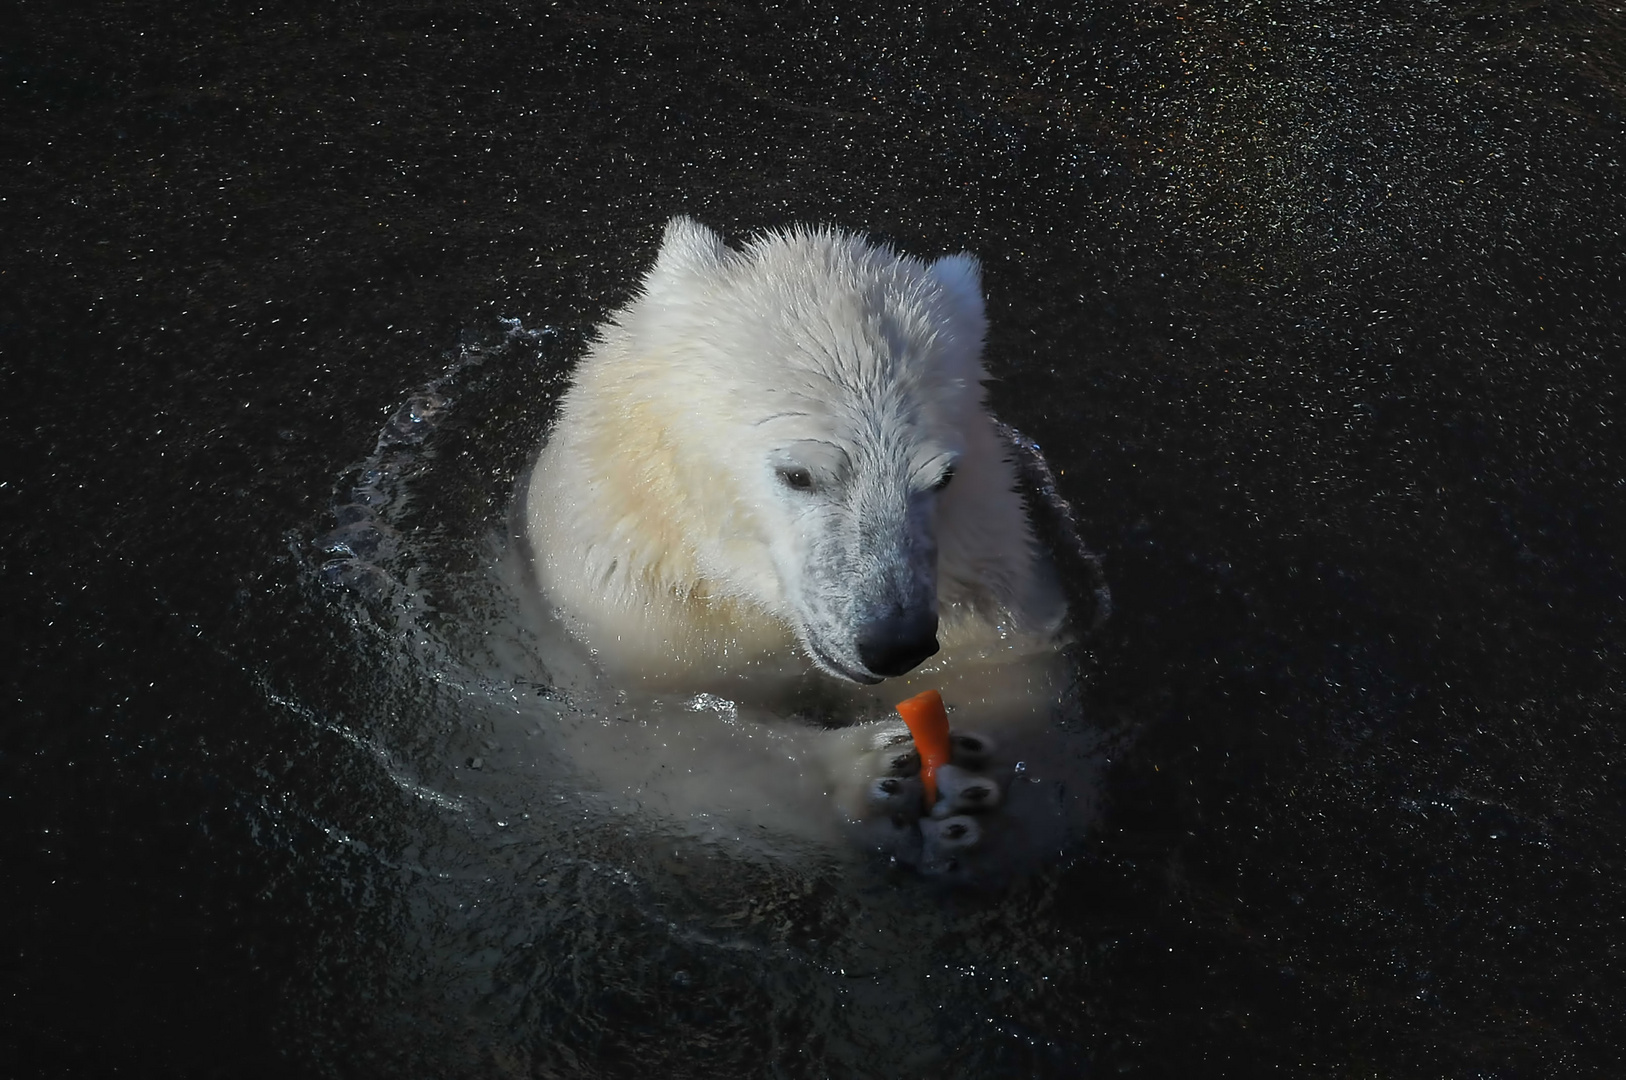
5,2,1625,1076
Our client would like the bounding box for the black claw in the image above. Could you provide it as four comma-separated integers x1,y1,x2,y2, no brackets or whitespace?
921,814,982,852
935,764,1003,814
881,750,919,777
950,732,994,768
867,775,923,822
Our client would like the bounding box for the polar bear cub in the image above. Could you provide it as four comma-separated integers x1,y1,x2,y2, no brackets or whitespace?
525,217,1065,692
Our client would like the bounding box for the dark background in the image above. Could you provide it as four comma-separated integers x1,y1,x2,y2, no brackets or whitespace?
4,1,1624,1076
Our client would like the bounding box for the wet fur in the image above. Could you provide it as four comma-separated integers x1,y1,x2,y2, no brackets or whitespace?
526,218,1063,687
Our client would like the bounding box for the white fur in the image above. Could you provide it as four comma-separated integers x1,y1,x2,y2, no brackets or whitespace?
525,218,1063,689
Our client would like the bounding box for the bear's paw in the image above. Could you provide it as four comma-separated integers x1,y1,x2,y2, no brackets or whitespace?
854,725,1027,884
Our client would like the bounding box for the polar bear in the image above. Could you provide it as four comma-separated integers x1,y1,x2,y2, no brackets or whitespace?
524,218,1098,878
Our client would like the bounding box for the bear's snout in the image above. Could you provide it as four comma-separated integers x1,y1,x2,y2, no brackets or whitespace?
856,609,940,678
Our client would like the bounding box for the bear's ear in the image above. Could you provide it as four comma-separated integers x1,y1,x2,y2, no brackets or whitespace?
648,216,729,288
929,252,987,348
929,252,985,323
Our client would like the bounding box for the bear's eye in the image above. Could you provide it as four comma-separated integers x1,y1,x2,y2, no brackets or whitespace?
931,465,956,492
777,466,815,492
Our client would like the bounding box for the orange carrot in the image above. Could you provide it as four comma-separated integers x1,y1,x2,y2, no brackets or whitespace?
896,689,952,807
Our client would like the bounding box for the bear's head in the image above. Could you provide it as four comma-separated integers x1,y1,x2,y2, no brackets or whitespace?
548,217,1037,685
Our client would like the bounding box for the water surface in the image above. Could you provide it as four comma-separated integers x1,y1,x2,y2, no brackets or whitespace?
5,2,1624,1075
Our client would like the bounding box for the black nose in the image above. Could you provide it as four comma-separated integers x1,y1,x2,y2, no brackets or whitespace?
856,610,940,678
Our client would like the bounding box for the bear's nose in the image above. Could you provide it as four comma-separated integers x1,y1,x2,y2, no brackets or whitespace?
856,610,940,678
